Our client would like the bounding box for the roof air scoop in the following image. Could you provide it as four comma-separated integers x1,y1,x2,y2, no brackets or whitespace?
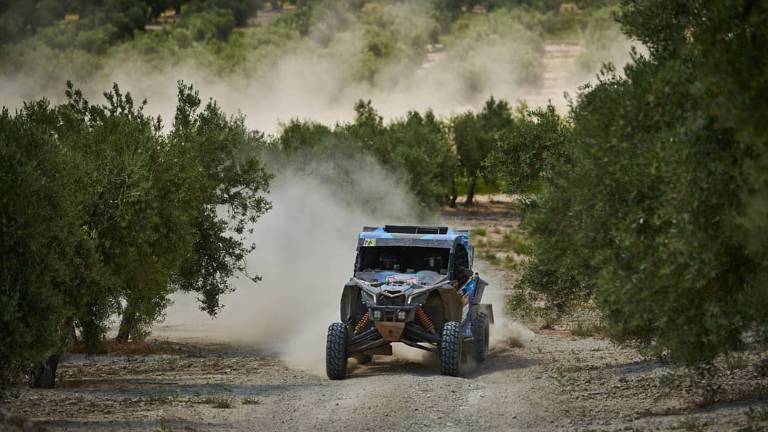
384,225,449,235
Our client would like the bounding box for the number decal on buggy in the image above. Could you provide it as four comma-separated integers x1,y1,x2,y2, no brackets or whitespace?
363,238,376,247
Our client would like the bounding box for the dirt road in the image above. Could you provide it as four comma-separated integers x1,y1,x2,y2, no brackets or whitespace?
0,332,629,431
3,199,766,432
4,322,764,431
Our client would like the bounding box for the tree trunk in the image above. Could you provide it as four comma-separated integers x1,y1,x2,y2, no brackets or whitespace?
449,177,458,208
29,354,59,388
464,174,478,206
115,310,135,343
66,321,78,351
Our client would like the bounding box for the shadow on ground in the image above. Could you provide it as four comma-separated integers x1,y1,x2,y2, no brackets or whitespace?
346,344,536,379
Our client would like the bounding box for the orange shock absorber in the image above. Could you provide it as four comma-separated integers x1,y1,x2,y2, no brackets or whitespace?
354,312,369,333
415,307,434,333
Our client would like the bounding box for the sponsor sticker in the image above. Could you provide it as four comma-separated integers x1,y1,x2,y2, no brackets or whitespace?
363,238,377,247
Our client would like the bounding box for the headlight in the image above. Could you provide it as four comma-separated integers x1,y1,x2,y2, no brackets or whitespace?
372,310,382,320
397,311,406,321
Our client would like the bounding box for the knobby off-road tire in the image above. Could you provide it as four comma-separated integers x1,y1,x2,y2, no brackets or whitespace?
326,322,348,380
440,321,462,377
472,312,490,363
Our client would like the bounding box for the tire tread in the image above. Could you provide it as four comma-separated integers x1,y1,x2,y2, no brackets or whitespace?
326,322,348,379
440,321,462,377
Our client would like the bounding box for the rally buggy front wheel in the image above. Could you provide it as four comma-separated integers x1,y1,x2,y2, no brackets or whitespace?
326,322,348,379
440,321,462,377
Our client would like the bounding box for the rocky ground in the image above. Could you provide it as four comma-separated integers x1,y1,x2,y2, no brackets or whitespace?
2,198,767,432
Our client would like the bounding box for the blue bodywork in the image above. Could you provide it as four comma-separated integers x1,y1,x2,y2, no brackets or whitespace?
459,276,481,337
354,225,482,336
357,225,472,252
330,225,493,379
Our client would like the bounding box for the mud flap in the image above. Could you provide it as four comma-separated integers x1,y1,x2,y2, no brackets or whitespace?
472,304,494,324
471,277,489,304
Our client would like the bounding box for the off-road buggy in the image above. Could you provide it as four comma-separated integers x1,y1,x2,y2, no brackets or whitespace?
326,225,493,379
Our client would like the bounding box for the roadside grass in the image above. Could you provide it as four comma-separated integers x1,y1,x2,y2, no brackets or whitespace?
471,227,487,237
725,353,750,371
241,397,261,405
497,230,533,256
571,322,608,338
212,398,234,409
503,255,518,271
474,226,532,262
195,396,235,409
480,250,501,266
740,407,768,432
657,356,768,411
507,289,559,329
746,407,768,423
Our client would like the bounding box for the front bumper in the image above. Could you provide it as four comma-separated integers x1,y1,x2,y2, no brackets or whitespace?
367,304,417,341
367,304,417,323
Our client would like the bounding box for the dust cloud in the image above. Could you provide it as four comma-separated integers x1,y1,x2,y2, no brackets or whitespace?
0,4,639,134
160,157,424,373
473,260,534,350
159,156,531,374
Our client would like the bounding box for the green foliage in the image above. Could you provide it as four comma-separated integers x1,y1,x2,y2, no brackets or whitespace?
452,97,513,204
273,99,456,209
0,82,270,384
366,108,456,208
0,0,260,52
511,0,768,365
489,103,569,194
499,230,533,255
179,8,236,41
0,102,81,385
0,0,153,51
170,82,272,316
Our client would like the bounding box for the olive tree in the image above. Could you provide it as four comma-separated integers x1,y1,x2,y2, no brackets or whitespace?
0,82,271,388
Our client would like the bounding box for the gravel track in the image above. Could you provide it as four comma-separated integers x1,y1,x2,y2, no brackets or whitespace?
2,199,766,431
